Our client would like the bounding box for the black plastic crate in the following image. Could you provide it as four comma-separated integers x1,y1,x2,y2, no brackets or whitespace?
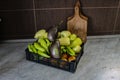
25,45,84,73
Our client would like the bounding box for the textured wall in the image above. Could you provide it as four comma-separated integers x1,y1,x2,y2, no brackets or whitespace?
0,0,120,39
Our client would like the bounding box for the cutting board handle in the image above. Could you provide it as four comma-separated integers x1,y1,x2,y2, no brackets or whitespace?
74,0,80,16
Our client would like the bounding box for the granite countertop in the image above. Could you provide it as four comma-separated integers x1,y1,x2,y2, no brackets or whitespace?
0,36,120,80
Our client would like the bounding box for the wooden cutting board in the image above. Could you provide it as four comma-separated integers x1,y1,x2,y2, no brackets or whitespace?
67,0,88,43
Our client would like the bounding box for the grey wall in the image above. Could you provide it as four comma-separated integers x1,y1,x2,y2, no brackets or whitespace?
0,0,120,40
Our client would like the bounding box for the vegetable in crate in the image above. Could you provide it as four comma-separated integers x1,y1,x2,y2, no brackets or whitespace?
69,34,77,41
50,40,61,58
34,42,46,52
27,43,50,58
66,46,75,56
48,26,58,42
57,30,83,62
72,45,81,53
38,38,49,54
61,54,76,62
28,24,83,61
60,46,67,53
34,29,47,39
28,44,37,53
61,54,68,61
45,38,51,47
28,44,33,52
58,37,70,46
37,50,50,58
68,56,76,62
48,21,63,42
70,38,82,47
60,31,71,37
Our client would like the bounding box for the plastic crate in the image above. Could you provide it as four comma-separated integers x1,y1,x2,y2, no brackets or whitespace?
25,44,84,73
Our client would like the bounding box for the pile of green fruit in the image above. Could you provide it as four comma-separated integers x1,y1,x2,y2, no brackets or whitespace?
27,24,83,62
